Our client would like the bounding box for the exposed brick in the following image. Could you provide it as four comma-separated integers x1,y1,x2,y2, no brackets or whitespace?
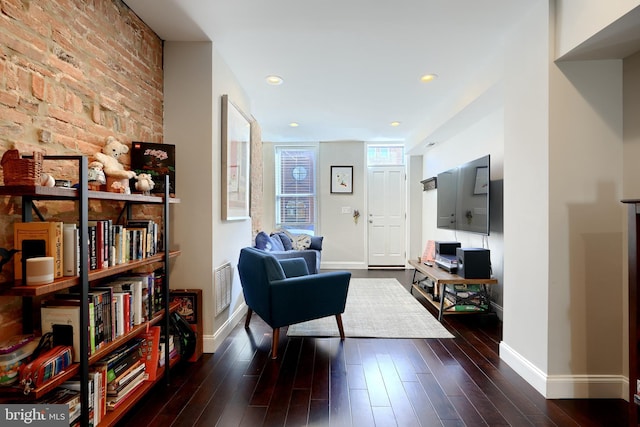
0,0,164,310
38,129,53,144
0,90,19,107
31,73,45,100
91,101,100,123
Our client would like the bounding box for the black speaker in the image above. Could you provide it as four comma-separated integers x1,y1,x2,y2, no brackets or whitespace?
435,241,460,256
52,324,74,347
456,248,491,279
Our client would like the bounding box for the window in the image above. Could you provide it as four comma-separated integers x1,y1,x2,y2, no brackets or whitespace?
275,147,317,234
367,145,405,166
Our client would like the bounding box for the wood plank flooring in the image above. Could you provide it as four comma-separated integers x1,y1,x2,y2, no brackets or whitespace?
117,269,627,426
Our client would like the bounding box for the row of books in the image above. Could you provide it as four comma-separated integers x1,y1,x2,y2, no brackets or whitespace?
40,271,162,361
13,219,161,281
49,327,164,425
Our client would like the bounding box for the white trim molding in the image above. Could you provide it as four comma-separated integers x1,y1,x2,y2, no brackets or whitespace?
204,302,248,354
500,341,627,399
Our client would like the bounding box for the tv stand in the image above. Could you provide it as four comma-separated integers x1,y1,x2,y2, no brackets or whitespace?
408,259,498,321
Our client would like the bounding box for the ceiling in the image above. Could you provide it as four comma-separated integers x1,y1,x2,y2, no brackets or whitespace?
124,0,534,145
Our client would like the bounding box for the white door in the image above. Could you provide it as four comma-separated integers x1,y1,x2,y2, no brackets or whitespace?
367,166,406,266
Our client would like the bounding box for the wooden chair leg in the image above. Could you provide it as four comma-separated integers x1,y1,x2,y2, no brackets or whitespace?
271,328,280,359
245,308,253,329
335,314,345,340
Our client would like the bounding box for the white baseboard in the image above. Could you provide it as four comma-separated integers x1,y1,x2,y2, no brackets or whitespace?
321,261,368,270
203,302,247,354
499,341,627,399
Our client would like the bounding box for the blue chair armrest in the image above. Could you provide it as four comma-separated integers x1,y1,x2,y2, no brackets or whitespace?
269,271,351,328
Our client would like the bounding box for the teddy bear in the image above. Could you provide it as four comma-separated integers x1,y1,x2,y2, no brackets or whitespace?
93,136,137,180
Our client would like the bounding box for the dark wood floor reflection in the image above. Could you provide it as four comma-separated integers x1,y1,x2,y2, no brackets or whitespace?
117,269,626,426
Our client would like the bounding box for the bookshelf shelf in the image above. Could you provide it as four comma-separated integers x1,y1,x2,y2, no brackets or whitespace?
0,251,181,297
0,185,180,204
0,155,180,426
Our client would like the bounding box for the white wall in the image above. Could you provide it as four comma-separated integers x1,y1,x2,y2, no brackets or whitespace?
261,140,368,269
164,42,252,354
319,141,367,269
556,0,640,58
502,1,627,398
500,0,552,392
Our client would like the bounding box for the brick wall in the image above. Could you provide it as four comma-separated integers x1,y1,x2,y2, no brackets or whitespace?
0,0,163,339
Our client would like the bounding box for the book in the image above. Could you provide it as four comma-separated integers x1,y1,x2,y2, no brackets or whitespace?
139,326,161,381
112,292,126,337
105,371,147,410
107,359,144,391
88,224,97,270
88,221,106,269
91,287,114,344
92,363,107,422
13,221,64,279
40,305,81,362
107,361,145,396
96,338,144,383
63,223,79,276
109,277,144,325
130,142,176,194
36,387,81,425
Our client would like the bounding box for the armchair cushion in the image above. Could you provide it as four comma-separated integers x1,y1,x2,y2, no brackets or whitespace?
278,258,309,278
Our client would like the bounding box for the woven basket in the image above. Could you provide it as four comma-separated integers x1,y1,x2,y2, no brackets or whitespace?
1,150,43,186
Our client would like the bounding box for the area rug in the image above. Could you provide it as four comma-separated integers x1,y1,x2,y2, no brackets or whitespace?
286,278,454,339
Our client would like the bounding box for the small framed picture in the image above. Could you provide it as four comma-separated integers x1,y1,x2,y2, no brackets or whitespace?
331,166,353,194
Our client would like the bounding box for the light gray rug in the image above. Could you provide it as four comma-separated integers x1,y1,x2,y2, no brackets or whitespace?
286,278,454,339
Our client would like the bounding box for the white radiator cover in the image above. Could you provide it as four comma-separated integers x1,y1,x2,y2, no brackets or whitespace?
214,262,232,316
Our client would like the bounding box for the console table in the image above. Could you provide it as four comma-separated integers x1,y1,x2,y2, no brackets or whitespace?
408,259,498,321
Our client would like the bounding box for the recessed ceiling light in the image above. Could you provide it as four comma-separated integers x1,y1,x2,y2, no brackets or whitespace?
266,75,283,85
420,73,438,83
289,122,299,127
390,121,401,127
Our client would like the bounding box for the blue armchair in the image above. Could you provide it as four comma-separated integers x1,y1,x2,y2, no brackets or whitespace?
238,247,351,359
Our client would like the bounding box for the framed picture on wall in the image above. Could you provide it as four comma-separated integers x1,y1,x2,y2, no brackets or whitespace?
331,166,353,194
221,94,251,220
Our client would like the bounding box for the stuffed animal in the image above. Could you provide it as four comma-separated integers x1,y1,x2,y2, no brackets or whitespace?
87,161,106,184
135,173,155,194
93,136,137,180
40,173,55,187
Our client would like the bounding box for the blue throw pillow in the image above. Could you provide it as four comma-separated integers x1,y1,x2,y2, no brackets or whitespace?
269,233,285,251
255,231,274,251
276,232,293,251
310,236,323,251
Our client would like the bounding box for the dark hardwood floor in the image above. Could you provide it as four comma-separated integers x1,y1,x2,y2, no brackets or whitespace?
118,269,627,426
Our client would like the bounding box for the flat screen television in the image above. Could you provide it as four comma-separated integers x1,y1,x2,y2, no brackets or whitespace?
436,155,490,235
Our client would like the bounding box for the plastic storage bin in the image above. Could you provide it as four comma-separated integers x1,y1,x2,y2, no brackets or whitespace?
0,337,38,386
